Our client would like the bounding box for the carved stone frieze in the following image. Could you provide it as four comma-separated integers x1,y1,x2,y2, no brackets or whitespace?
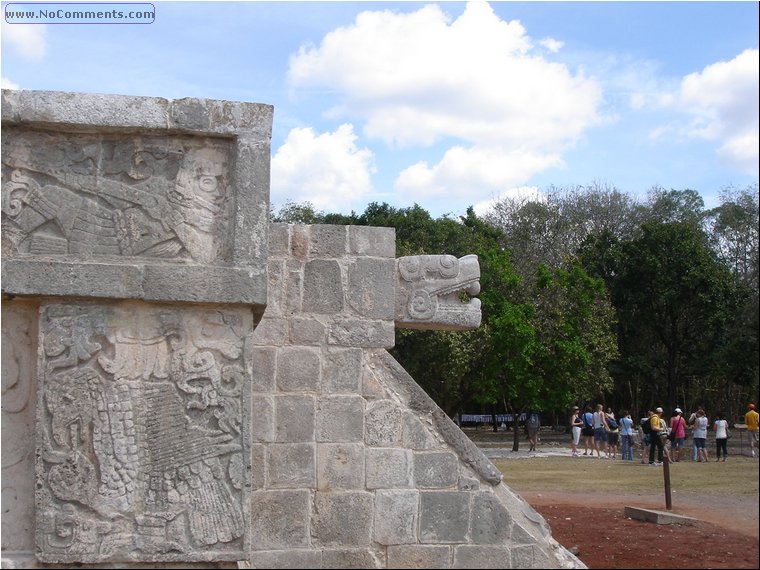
2,129,232,264
35,302,252,563
395,254,482,331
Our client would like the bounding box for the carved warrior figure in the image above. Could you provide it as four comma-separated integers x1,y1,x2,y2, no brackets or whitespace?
1,132,230,264
36,305,249,562
395,254,482,331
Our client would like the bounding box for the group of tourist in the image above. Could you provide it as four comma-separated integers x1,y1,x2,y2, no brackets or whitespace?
569,403,759,464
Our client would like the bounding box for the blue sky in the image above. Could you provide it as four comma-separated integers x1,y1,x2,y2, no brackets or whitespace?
2,1,758,218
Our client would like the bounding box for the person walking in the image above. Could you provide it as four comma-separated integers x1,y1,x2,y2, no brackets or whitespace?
669,408,687,462
619,410,635,461
526,410,540,452
570,406,583,456
713,412,730,462
693,408,710,462
745,403,759,458
648,407,665,465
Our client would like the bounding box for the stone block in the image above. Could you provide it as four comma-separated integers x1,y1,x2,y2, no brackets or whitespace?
269,223,291,258
267,444,316,488
386,545,452,569
252,395,275,443
347,258,396,319
303,260,344,314
251,346,277,392
419,491,471,544
365,448,411,489
251,490,310,549
291,318,327,346
252,317,289,346
317,444,365,491
365,399,403,446
309,225,347,257
277,347,320,392
404,413,439,450
249,549,322,569
251,444,266,490
322,548,381,569
322,348,362,393
317,395,365,443
328,319,394,348
452,545,510,569
312,492,373,547
275,395,315,443
373,490,419,545
414,452,459,488
348,226,395,258
469,492,511,544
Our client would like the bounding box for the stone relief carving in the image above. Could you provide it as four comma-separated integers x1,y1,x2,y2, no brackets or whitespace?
395,254,482,331
1,130,232,264
35,303,251,563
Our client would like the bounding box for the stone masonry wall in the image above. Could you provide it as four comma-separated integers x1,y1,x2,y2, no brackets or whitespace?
244,223,581,569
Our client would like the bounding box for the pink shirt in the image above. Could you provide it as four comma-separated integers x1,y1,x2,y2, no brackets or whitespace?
670,416,686,438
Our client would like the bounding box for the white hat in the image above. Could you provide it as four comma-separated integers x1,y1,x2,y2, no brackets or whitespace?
675,407,682,414
655,407,663,413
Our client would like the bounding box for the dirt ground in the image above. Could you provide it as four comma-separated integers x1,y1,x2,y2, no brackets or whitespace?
525,491,759,569
471,427,760,569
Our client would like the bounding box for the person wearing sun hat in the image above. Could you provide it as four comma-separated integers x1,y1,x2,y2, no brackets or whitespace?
745,403,759,458
669,407,686,462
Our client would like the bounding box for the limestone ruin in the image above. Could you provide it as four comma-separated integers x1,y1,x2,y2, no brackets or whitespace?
1,89,583,568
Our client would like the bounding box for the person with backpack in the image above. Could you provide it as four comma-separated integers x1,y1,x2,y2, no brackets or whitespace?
605,406,620,459
526,410,540,451
648,407,665,465
581,405,597,456
593,404,609,458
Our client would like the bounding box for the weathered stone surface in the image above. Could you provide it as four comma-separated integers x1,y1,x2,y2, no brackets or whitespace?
34,302,253,563
414,452,459,488
274,395,315,443
317,395,365,443
395,255,481,331
250,490,310,549
347,258,395,319
328,319,395,348
317,444,365,491
249,549,321,569
1,90,272,309
365,399,403,446
312,492,373,547
365,448,412,490
452,545,510,569
470,492,512,544
373,490,418,545
277,347,320,392
348,226,395,258
1,301,37,553
321,348,362,393
419,491,471,544
386,545,452,569
267,444,316,488
322,548,382,569
303,260,343,314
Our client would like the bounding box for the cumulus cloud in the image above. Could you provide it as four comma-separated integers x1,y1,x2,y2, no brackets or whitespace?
288,1,601,205
655,48,759,175
473,185,544,217
271,124,376,212
1,77,20,90
1,23,47,60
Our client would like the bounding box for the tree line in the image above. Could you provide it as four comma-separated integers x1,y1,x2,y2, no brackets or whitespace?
272,183,759,442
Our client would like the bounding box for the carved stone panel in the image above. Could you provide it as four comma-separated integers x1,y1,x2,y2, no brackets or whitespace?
35,302,252,563
2,129,233,264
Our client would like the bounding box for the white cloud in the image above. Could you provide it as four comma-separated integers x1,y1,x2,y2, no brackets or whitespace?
473,185,543,217
270,124,376,213
655,48,759,175
1,23,47,60
1,77,20,90
539,38,564,53
288,1,601,204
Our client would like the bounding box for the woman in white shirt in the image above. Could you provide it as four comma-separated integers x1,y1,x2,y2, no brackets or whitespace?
713,412,730,462
693,409,710,462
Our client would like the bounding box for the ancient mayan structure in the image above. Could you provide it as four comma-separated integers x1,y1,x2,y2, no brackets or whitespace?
1,90,583,569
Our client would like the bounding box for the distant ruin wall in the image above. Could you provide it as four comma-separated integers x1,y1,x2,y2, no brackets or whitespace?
1,90,583,569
